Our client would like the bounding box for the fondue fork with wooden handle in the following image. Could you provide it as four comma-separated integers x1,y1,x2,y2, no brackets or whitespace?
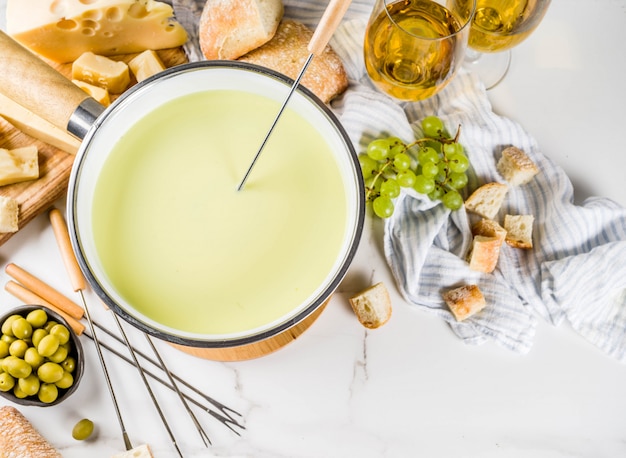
237,0,353,190
47,209,188,456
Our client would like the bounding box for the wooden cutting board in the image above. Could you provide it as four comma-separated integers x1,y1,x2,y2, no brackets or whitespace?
0,48,188,247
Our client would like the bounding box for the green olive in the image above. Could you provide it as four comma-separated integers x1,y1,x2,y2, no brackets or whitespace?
24,347,45,370
1,334,16,345
48,345,69,364
37,362,64,383
18,373,40,396
37,334,60,358
37,383,58,403
9,339,29,358
31,328,48,348
26,309,48,328
11,317,33,340
50,324,70,345
0,340,9,358
55,370,74,389
1,315,21,336
13,383,28,399
43,321,58,332
72,418,94,441
61,356,76,373
0,372,15,392
4,355,32,379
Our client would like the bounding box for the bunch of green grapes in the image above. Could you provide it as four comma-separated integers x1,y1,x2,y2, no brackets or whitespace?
359,115,470,218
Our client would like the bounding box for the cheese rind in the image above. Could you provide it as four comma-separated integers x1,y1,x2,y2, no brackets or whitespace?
7,0,188,63
0,146,39,187
72,52,130,94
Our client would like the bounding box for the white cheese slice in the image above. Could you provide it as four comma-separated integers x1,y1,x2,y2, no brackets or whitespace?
6,0,188,63
0,146,39,187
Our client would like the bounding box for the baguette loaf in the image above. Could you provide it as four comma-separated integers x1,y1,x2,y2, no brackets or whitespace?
497,146,539,186
239,20,349,103
0,406,61,458
504,214,534,249
349,282,392,329
442,284,486,322
199,0,284,60
464,182,508,220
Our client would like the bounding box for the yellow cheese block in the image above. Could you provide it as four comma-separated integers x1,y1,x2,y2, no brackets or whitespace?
72,80,111,106
0,196,19,233
72,52,130,94
0,93,81,154
129,50,166,83
0,146,39,187
6,0,188,63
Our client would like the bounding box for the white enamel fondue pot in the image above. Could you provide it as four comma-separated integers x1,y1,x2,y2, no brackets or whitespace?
0,32,365,361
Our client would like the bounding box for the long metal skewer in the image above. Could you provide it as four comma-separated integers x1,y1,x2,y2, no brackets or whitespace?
146,335,212,446
237,0,353,190
48,209,182,456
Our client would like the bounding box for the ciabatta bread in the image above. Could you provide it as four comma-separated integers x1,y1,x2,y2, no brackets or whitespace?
442,284,486,322
464,182,508,220
199,0,284,60
239,20,349,103
0,406,61,458
504,214,534,249
467,235,503,273
349,282,392,329
497,146,539,186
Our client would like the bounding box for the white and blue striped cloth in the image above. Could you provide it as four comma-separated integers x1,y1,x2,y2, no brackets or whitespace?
174,0,626,361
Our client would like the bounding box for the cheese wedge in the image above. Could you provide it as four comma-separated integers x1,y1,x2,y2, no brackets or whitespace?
72,52,130,94
6,0,188,63
72,80,111,106
0,196,19,233
0,94,81,154
0,146,39,187
129,50,166,83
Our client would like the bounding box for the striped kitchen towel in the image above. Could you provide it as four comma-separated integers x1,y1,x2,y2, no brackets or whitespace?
174,0,626,361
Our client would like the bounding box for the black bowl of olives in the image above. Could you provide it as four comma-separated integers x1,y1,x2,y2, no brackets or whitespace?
0,305,84,407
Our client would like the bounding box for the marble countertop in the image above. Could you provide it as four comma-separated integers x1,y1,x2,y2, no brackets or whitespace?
1,0,626,457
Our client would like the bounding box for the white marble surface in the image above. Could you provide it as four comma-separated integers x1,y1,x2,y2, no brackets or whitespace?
2,0,626,457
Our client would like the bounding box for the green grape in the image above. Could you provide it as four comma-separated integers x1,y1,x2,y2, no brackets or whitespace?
435,162,449,183
364,175,382,195
380,178,401,198
396,170,417,188
428,185,445,201
358,154,379,177
393,153,411,171
442,142,463,157
448,172,468,189
366,138,391,161
413,175,435,194
388,137,406,157
372,196,394,218
442,190,464,210
421,115,444,138
421,162,439,178
417,147,440,165
447,153,470,173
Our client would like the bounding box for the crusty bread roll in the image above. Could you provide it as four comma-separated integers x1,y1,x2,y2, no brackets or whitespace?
349,282,392,329
504,214,534,249
0,406,61,458
239,20,349,103
497,146,539,186
464,182,508,220
199,0,283,60
442,284,486,322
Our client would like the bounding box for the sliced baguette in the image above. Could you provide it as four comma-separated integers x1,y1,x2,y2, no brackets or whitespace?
349,282,392,329
464,182,508,220
497,146,539,186
0,406,61,458
472,218,507,242
199,0,284,60
239,20,349,103
504,214,534,249
467,235,503,273
442,284,486,322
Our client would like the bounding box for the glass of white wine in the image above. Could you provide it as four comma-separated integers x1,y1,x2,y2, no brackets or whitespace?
364,0,476,101
465,0,552,88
